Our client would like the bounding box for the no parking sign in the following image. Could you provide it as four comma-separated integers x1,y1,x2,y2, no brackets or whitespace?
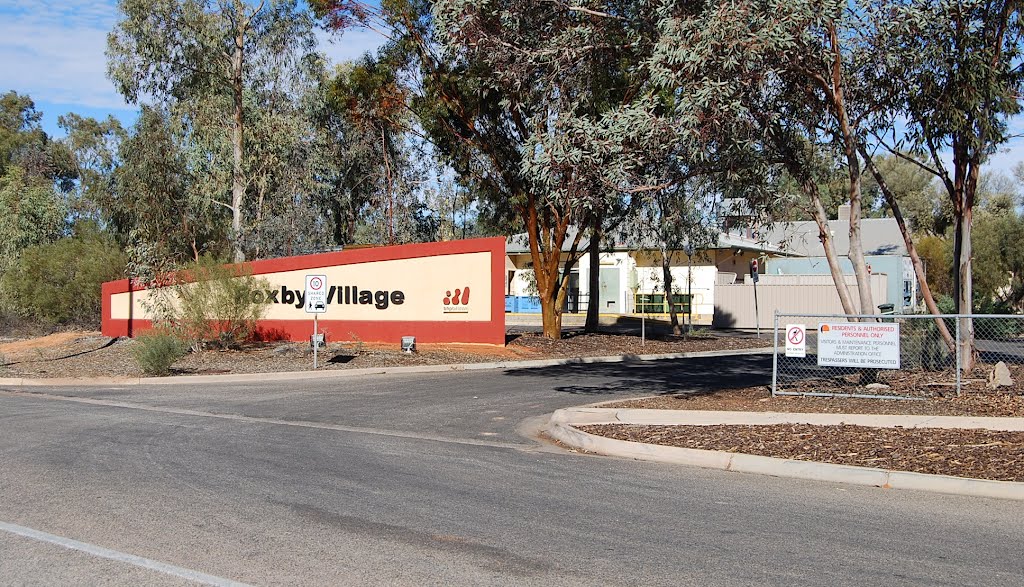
785,324,806,358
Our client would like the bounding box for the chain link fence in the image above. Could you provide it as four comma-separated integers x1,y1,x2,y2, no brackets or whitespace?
772,312,1024,398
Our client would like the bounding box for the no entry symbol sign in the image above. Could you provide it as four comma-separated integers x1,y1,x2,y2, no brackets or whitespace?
785,324,806,358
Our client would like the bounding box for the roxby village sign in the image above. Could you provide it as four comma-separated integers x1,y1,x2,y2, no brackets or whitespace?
102,237,507,345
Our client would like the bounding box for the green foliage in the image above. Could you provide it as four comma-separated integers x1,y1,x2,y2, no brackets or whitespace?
58,113,127,223
131,331,188,376
0,165,69,273
145,258,270,351
114,106,227,267
0,223,127,327
916,234,953,298
108,0,324,262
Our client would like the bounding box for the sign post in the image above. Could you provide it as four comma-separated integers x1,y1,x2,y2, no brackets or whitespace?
305,274,328,369
750,258,760,338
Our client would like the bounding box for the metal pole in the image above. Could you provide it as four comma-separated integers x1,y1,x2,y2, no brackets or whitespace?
753,279,760,338
955,315,961,396
687,254,693,334
313,314,318,370
772,311,779,396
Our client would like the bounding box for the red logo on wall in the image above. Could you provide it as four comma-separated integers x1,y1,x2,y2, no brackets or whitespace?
443,287,471,313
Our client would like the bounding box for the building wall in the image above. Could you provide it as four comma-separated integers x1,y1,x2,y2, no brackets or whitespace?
765,255,917,311
103,237,507,345
504,250,719,318
713,274,889,329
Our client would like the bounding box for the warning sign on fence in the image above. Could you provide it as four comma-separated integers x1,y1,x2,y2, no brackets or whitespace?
817,322,900,369
785,324,806,358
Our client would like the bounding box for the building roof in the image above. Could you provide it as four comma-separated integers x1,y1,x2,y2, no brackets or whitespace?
505,227,789,255
505,216,906,259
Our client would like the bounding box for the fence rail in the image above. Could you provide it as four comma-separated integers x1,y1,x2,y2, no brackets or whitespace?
772,312,1024,398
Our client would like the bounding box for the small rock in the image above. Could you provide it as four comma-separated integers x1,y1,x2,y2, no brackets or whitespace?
271,344,302,357
987,361,1014,389
865,383,891,390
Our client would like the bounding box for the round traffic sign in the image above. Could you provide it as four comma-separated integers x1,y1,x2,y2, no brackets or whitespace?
309,277,323,290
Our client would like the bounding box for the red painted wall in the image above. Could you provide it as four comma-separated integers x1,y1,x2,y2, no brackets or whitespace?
102,237,507,345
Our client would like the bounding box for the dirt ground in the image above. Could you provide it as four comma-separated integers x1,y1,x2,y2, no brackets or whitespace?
0,329,770,379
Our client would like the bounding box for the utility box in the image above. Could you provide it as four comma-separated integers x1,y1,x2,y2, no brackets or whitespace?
401,336,416,353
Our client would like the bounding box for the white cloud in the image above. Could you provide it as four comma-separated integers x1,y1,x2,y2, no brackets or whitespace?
0,0,127,109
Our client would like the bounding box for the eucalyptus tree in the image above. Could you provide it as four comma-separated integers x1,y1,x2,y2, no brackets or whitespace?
108,0,321,262
865,0,1024,369
647,0,913,321
321,54,425,246
57,114,127,224
114,106,229,269
0,92,73,274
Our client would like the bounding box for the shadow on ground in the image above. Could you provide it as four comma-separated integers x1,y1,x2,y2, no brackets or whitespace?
502,354,772,397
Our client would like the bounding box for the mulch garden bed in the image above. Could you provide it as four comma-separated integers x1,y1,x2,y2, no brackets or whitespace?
577,423,1024,482
773,363,1024,398
0,330,769,379
602,383,1024,418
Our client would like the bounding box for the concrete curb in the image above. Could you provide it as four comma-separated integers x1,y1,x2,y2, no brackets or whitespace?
554,407,1024,431
0,347,771,387
547,408,1024,501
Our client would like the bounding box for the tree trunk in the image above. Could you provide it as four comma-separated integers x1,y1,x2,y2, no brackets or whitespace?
524,196,581,340
541,294,562,338
230,25,246,263
661,246,681,335
950,144,978,373
958,205,976,373
584,213,602,333
803,176,859,317
827,28,873,317
844,158,874,316
860,147,955,352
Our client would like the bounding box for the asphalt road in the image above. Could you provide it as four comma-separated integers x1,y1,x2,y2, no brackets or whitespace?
1,355,1022,586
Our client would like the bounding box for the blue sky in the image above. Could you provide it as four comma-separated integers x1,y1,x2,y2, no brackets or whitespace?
1,0,1021,177
0,0,385,138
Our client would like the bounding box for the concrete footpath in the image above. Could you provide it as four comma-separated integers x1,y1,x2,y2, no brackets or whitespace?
547,406,1024,501
0,347,771,387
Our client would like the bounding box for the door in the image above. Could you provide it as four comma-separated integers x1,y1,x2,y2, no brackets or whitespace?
599,267,620,313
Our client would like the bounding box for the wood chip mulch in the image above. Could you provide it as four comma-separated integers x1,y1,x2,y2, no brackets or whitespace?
577,423,1024,482
507,331,769,357
602,386,1024,417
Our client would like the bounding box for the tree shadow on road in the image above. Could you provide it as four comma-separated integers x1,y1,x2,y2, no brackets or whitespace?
501,354,772,397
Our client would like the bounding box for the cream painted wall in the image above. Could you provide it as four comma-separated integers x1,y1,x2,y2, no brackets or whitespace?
110,252,493,322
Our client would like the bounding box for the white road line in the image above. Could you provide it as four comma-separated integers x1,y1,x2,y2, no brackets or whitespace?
0,521,253,587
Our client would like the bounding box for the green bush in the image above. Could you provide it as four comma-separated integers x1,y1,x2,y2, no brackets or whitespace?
0,222,126,327
131,331,187,376
144,257,269,351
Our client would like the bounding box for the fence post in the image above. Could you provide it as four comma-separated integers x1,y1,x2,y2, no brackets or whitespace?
771,311,779,397
955,316,962,397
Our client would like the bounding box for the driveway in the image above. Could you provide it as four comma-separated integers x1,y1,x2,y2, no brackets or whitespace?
1,355,1022,586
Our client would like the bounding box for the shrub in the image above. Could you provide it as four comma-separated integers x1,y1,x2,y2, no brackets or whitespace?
131,331,187,376
144,257,270,351
0,222,126,327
